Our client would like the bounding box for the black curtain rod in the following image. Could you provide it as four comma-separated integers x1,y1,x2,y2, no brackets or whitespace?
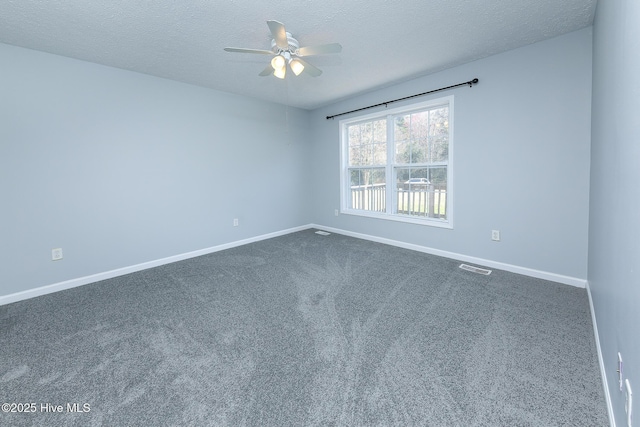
326,78,479,120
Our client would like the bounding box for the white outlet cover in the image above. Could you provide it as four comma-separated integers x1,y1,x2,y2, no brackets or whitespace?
51,248,63,261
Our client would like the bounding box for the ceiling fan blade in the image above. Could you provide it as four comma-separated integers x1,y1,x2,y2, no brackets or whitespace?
267,20,289,50
297,58,322,77
259,64,274,76
297,43,342,57
224,47,274,55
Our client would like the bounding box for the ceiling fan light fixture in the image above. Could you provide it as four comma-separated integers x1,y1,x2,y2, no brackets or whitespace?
289,58,305,76
273,66,286,79
224,20,341,79
271,54,286,70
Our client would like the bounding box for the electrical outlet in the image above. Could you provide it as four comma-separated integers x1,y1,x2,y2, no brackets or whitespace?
491,230,500,241
233,218,239,227
51,248,63,261
334,209,339,216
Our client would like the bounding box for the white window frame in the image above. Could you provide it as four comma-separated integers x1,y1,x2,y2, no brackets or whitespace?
339,96,454,228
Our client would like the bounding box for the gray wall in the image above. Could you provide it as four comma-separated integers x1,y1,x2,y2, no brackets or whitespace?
310,28,593,281
0,43,311,296
589,0,640,424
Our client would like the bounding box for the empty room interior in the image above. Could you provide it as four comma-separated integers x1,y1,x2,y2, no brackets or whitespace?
1,1,638,426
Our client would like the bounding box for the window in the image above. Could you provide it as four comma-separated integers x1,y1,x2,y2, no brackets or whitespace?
340,96,453,228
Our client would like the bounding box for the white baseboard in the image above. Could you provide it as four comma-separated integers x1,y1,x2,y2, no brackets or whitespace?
0,225,310,306
310,224,587,288
586,281,616,427
1,223,587,306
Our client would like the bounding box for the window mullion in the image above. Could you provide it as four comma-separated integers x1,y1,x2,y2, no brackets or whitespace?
386,114,395,214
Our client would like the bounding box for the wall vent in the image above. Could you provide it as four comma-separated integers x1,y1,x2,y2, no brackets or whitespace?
459,264,492,275
315,230,331,236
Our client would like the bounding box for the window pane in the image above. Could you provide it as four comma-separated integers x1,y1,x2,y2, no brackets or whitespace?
349,168,386,212
429,107,449,162
349,144,362,166
394,116,410,163
394,112,429,164
348,125,360,143
395,106,449,164
430,136,449,162
395,167,447,219
361,122,372,144
411,140,428,164
394,115,410,145
348,120,386,166
373,142,386,164
410,111,429,142
373,119,386,143
395,140,409,163
429,107,449,137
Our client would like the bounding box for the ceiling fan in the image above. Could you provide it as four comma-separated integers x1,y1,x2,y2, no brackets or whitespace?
224,20,342,79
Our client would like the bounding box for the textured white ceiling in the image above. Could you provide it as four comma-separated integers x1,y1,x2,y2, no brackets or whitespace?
0,0,596,110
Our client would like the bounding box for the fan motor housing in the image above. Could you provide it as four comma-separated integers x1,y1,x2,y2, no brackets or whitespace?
271,32,299,54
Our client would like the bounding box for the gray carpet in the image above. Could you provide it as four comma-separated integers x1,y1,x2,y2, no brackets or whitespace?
0,229,608,426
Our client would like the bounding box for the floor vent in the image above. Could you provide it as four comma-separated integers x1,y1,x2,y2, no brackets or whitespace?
315,230,331,236
459,264,492,275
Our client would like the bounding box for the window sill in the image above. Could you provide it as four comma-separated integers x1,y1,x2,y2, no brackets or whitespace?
341,209,453,229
